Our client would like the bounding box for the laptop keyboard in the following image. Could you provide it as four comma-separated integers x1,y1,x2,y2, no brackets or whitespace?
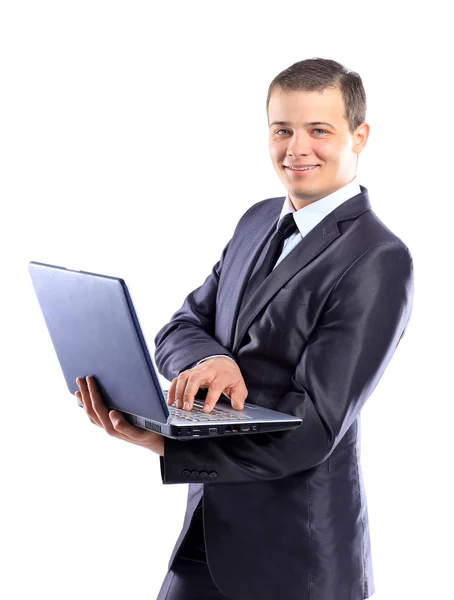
168,401,253,423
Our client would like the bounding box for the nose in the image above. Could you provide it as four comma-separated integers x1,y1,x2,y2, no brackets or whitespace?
286,131,312,157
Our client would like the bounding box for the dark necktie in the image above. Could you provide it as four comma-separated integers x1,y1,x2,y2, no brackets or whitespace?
241,213,298,309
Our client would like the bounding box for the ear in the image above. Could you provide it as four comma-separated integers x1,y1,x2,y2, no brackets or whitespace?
353,122,370,155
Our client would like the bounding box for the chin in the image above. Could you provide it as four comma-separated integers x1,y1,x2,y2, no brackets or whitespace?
291,185,320,198
290,187,325,206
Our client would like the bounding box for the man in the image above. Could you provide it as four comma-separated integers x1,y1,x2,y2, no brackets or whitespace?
77,58,414,600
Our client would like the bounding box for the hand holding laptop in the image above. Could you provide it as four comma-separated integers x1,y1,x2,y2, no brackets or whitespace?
76,376,165,456
167,356,248,414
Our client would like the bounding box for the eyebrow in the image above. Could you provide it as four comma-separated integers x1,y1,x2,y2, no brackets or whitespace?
269,120,336,130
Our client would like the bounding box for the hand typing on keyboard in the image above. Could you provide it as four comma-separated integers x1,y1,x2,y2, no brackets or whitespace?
167,356,248,414
169,401,252,422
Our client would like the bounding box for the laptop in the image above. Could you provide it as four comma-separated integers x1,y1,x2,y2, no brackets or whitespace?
28,261,302,440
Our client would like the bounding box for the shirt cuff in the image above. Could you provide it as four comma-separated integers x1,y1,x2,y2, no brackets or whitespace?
196,355,237,366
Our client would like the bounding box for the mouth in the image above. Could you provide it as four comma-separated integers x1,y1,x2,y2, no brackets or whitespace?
284,164,320,172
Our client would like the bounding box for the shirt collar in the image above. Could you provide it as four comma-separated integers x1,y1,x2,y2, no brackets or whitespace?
278,178,362,238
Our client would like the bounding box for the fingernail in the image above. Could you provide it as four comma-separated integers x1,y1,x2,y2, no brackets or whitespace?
204,403,211,412
183,401,190,411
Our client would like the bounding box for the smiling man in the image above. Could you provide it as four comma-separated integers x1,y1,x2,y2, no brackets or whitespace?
268,85,368,208
77,58,414,600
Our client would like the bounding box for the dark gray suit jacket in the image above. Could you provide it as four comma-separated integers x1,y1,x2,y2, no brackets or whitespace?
154,187,414,600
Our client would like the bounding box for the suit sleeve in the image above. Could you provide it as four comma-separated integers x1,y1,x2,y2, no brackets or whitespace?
153,240,236,379
159,242,414,484
154,202,259,377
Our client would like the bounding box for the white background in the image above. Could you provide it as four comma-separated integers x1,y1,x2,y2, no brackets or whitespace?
1,1,452,599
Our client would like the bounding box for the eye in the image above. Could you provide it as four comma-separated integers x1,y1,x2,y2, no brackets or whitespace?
313,128,327,135
275,129,291,135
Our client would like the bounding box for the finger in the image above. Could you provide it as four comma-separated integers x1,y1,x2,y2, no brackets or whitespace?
104,411,138,443
75,390,100,426
203,383,225,413
76,377,130,441
109,411,165,451
167,377,178,406
182,371,207,411
109,410,153,442
76,377,102,427
86,376,118,435
175,372,191,409
228,382,248,410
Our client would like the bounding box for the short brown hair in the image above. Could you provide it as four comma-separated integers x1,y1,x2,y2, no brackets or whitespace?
267,57,366,134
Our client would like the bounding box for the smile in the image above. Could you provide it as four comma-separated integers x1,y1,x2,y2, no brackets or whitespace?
284,165,320,176
285,165,319,171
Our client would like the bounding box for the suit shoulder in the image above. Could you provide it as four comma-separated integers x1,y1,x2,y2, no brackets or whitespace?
236,196,285,225
356,209,412,258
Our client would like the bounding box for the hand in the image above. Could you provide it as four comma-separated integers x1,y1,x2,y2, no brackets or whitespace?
168,356,248,413
75,376,165,456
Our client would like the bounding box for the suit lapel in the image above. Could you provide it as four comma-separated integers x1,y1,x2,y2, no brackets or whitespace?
220,200,282,348
232,188,371,353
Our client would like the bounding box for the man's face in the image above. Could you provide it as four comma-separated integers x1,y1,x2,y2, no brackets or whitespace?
268,87,369,209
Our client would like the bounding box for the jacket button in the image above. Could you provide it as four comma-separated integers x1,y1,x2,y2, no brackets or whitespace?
190,470,200,479
200,471,208,480
208,471,218,479
182,470,191,478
